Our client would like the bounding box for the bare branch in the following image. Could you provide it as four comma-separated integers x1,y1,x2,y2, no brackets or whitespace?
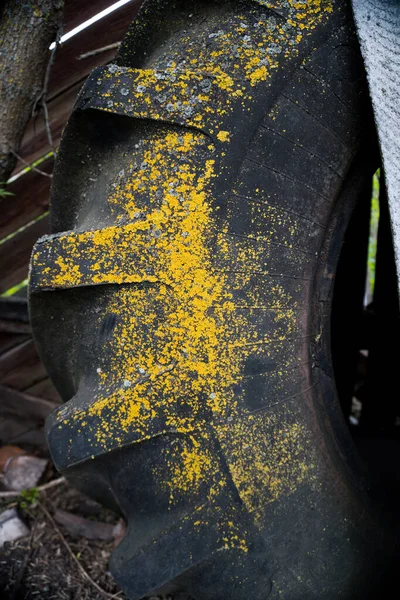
78,42,121,61
10,150,53,179
0,476,65,499
0,0,63,182
32,25,63,156
39,503,123,600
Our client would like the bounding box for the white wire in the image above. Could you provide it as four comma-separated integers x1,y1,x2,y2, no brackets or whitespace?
49,0,132,49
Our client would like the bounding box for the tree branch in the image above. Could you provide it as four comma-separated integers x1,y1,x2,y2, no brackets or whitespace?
39,503,123,600
0,476,65,499
0,0,64,182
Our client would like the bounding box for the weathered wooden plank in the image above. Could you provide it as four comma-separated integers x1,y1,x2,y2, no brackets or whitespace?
14,1,143,170
0,339,47,390
25,377,62,404
0,298,28,323
0,298,30,334
0,319,30,334
16,82,81,172
0,215,49,295
48,1,140,101
1,158,53,241
0,384,56,421
63,0,120,35
0,385,56,447
0,334,30,356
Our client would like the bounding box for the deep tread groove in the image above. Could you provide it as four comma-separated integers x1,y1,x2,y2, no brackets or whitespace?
259,123,345,178
281,92,353,152
244,156,332,203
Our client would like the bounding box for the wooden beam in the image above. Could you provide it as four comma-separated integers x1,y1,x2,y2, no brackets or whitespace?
0,298,29,323
63,0,123,35
0,338,49,391
0,384,57,447
0,384,56,421
0,339,47,389
0,333,30,355
14,2,143,171
1,157,53,241
0,298,30,334
0,215,49,295
25,377,62,404
16,82,81,172
0,320,30,334
48,1,141,101
13,1,144,173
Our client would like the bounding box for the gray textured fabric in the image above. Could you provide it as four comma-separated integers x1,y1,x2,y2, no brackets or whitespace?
352,0,400,287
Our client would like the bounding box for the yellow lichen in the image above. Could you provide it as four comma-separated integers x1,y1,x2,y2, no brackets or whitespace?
32,0,335,552
217,130,230,143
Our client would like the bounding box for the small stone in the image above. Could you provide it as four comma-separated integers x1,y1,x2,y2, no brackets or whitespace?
123,380,131,388
54,509,115,541
0,446,25,471
0,508,30,548
3,456,47,492
120,87,129,96
136,85,147,93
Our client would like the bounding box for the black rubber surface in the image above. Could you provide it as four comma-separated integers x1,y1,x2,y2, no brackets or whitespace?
29,1,398,598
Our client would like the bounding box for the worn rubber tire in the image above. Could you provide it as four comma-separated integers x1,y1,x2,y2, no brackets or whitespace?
29,1,397,598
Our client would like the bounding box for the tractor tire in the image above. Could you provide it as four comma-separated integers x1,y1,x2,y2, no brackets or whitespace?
29,1,398,598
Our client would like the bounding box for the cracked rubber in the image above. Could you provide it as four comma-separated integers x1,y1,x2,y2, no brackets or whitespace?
29,1,398,598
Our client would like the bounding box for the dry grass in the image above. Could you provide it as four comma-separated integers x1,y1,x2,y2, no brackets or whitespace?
0,482,185,600
0,483,126,600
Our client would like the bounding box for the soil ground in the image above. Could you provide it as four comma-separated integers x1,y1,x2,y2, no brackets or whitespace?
0,481,174,600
